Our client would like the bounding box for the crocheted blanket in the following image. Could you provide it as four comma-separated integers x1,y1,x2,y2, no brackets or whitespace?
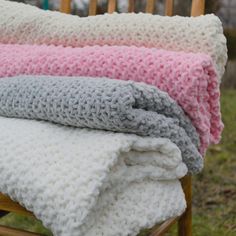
0,44,223,154
0,76,202,173
0,0,227,80
0,116,187,236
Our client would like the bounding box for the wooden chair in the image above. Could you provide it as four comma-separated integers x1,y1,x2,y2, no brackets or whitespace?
0,0,205,235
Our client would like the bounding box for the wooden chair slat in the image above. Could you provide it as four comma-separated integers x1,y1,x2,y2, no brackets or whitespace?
128,0,135,12
108,0,116,13
178,175,192,236
89,0,97,16
165,0,174,16
60,0,71,14
150,217,179,236
191,0,205,16
0,193,34,217
145,0,155,14
0,225,44,236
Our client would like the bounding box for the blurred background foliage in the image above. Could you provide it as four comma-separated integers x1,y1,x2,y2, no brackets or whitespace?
1,0,236,235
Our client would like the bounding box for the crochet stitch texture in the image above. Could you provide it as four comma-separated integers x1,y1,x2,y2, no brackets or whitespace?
0,0,227,80
0,44,223,154
0,76,202,173
0,117,187,236
0,1,227,235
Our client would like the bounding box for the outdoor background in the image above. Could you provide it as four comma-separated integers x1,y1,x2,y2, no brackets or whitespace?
0,0,235,235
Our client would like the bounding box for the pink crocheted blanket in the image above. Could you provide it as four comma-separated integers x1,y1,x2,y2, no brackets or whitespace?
0,44,223,154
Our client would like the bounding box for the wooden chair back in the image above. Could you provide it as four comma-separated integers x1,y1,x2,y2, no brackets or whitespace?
60,0,205,16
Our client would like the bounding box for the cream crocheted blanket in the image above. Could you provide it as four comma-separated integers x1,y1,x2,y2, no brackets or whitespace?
0,117,187,236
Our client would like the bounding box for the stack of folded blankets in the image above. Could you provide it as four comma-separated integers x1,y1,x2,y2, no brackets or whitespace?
0,1,227,236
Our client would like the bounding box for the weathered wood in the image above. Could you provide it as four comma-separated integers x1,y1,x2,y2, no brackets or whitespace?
191,0,205,16
89,0,97,15
145,0,155,13
178,175,192,236
60,0,71,14
165,0,174,16
108,0,116,13
0,193,34,217
128,0,135,12
150,217,179,236
0,225,44,236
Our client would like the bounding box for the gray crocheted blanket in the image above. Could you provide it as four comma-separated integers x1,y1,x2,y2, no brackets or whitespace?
0,76,202,173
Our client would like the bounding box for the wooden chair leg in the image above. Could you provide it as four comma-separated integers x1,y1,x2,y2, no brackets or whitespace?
178,175,192,236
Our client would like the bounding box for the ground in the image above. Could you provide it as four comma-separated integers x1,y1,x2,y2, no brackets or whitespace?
0,89,236,236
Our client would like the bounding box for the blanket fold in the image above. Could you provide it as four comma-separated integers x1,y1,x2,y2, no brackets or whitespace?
0,117,187,236
0,76,202,173
0,0,227,80
0,44,223,154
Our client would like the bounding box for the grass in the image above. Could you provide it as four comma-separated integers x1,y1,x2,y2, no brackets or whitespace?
0,89,236,236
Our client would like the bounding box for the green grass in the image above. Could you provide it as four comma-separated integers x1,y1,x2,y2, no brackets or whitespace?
1,89,236,236
190,89,236,236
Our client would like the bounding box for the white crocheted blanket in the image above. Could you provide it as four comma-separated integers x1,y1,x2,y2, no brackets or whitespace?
0,117,187,236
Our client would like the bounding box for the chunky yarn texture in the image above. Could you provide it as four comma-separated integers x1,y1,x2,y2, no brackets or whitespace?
0,43,223,154
0,76,202,173
0,117,187,236
0,1,227,235
0,0,227,80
